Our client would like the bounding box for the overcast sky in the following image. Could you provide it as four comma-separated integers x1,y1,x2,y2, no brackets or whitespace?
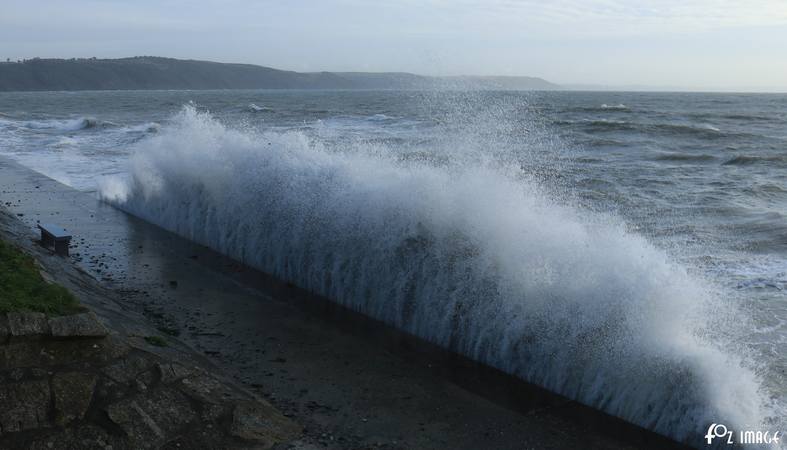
2,0,786,91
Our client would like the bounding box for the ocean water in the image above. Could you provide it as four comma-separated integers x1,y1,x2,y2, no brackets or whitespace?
0,90,784,447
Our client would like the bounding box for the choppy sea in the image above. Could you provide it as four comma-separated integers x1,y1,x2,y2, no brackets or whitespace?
1,90,784,447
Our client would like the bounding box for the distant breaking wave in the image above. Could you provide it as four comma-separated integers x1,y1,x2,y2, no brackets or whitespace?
248,103,271,113
19,117,118,131
568,119,734,139
565,104,630,113
127,122,161,134
101,105,777,447
0,115,161,135
369,113,396,121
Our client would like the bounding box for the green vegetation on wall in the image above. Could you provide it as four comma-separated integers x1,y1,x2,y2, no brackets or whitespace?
0,239,83,315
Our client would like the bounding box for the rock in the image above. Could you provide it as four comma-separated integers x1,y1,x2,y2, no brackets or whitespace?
201,402,228,422
9,368,24,381
52,372,97,426
0,316,9,342
0,338,126,370
0,341,53,368
94,335,132,361
107,388,196,449
30,368,48,378
107,399,165,449
0,379,51,433
7,312,49,337
142,388,196,431
27,424,120,450
178,373,242,421
49,312,108,338
102,354,154,384
179,373,241,404
284,439,324,450
229,401,302,448
157,362,194,384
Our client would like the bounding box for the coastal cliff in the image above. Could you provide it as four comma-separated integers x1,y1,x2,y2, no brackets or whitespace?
0,57,560,91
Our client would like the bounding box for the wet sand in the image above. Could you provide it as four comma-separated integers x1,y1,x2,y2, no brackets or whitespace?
0,156,690,449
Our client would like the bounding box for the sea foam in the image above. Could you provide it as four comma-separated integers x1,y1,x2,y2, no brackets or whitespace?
101,104,778,447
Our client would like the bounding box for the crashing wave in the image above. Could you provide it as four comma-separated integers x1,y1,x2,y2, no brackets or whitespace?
101,105,778,447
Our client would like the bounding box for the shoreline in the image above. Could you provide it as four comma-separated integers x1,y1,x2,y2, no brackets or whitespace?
0,156,692,449
0,206,301,448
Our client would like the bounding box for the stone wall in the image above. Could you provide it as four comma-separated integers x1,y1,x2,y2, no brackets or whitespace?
0,311,301,449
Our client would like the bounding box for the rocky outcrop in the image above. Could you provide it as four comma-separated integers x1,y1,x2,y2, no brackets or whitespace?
0,311,301,449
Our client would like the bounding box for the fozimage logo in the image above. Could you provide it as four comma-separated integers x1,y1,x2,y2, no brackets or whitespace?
705,423,781,446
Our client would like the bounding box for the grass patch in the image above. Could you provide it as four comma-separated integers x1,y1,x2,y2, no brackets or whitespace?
144,335,168,347
0,238,83,316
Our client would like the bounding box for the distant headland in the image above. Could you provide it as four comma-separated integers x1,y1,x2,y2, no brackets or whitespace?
0,56,560,92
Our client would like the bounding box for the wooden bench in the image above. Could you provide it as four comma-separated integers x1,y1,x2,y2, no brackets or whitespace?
37,223,72,256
